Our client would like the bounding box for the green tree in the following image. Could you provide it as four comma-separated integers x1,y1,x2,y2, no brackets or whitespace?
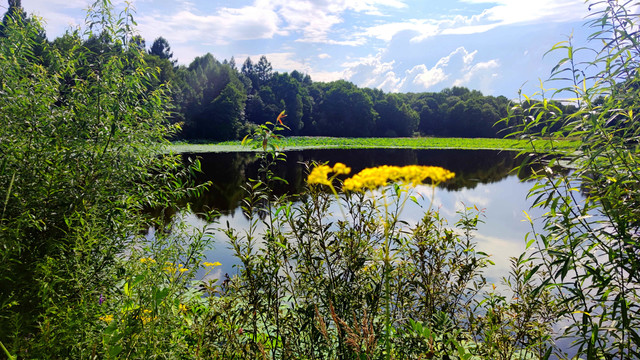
375,93,419,137
172,53,247,139
255,55,273,85
198,81,247,140
315,80,378,137
149,36,175,64
241,56,257,92
0,0,26,37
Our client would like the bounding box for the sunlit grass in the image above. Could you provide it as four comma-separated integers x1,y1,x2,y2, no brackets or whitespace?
170,136,578,153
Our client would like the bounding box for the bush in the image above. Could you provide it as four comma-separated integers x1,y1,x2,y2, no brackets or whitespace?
504,0,640,358
0,1,205,357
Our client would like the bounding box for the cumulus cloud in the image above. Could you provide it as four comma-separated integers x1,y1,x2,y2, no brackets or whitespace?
343,53,403,90
408,64,448,89
341,46,499,93
453,59,500,87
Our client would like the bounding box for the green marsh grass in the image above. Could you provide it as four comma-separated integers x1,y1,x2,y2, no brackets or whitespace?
171,136,578,153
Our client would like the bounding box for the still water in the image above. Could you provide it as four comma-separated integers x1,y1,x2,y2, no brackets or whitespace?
179,148,549,286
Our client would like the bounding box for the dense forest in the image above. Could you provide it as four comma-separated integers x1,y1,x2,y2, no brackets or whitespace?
0,0,576,141
156,48,578,141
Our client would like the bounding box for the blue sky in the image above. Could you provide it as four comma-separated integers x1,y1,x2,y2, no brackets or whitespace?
15,0,596,97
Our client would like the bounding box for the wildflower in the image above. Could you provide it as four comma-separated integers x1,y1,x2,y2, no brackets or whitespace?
179,268,189,273
140,257,156,264
343,165,454,192
179,303,188,312
307,164,333,186
99,294,104,305
277,110,286,125
332,162,351,175
99,314,114,323
141,309,154,324
307,163,351,187
203,261,222,267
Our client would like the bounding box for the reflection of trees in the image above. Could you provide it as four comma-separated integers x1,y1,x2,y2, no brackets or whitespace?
182,149,558,216
185,152,256,214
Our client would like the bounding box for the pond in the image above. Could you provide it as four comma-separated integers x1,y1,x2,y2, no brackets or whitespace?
176,148,550,287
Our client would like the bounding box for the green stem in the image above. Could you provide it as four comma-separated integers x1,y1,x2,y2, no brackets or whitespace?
385,243,391,360
0,340,16,360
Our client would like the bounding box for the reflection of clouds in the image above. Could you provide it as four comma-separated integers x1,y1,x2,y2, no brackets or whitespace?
202,177,538,292
473,232,524,281
200,267,224,285
453,187,491,209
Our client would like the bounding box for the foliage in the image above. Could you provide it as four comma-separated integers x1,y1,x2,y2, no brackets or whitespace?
148,36,175,63
171,53,248,140
172,118,555,359
504,0,640,358
5,0,629,357
0,1,207,357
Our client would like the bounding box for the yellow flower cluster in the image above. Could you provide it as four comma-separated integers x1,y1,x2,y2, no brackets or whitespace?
203,261,222,267
164,262,189,273
99,314,114,323
307,163,351,186
139,257,156,264
342,165,455,192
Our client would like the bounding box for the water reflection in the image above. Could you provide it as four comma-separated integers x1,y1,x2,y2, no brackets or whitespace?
184,149,542,216
176,149,553,287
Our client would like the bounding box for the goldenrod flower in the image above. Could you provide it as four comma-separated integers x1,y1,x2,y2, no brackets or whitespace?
332,162,351,175
141,309,154,324
203,261,222,267
99,314,114,323
307,163,351,186
139,257,156,264
343,165,454,192
307,164,333,186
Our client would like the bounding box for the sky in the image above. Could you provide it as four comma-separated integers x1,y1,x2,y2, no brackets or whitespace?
12,0,598,97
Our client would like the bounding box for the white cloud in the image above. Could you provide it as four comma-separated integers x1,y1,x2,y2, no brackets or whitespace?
260,0,408,44
339,46,500,93
453,59,500,87
343,53,403,90
443,0,587,35
407,47,470,90
408,64,448,89
308,70,345,83
318,53,332,59
136,5,282,46
22,0,90,36
359,0,588,44
363,19,440,42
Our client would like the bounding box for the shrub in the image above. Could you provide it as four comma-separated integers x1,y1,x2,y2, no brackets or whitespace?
504,0,640,358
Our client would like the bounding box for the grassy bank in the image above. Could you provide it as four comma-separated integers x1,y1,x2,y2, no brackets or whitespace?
171,136,577,153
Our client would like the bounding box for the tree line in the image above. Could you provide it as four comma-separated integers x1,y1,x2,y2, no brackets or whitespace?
160,50,526,140
1,0,577,141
